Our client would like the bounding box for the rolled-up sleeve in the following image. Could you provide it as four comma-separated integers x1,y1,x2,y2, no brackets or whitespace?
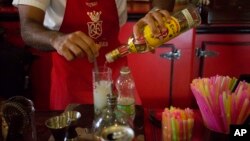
12,0,50,11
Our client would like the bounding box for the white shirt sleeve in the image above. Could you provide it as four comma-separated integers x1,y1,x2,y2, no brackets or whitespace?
12,0,50,11
116,0,128,27
12,0,127,30
12,0,65,31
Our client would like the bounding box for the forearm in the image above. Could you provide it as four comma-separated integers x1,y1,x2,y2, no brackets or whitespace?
152,0,175,12
20,18,63,51
17,5,100,62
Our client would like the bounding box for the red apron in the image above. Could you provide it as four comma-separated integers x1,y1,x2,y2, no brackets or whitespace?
50,0,127,110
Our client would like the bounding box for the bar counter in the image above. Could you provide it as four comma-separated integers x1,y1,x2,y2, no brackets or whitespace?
0,104,144,141
0,104,234,141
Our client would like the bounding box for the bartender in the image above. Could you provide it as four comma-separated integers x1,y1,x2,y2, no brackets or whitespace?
12,0,179,110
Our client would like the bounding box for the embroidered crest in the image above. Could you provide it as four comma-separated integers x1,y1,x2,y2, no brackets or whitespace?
87,11,102,39
85,1,98,7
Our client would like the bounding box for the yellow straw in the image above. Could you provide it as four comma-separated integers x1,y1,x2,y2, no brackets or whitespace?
229,77,238,91
171,117,177,141
167,112,172,141
187,118,194,140
162,112,169,141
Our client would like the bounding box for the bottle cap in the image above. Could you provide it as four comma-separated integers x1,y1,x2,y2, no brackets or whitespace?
120,66,131,75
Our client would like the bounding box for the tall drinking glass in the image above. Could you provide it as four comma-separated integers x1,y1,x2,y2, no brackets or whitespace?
93,67,112,116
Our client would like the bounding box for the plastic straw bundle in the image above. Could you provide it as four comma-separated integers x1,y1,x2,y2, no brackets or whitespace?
190,75,250,134
162,106,194,141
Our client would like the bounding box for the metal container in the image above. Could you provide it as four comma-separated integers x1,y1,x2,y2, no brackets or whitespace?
45,111,81,141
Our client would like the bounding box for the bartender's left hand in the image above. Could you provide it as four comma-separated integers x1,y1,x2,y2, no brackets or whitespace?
133,9,171,52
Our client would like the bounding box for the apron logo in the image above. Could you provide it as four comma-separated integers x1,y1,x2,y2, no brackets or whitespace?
85,1,98,7
87,11,102,39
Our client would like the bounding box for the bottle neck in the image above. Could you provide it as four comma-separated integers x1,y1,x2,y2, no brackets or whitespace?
107,94,117,109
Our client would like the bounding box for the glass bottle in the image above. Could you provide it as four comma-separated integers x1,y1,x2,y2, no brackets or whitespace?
115,66,136,120
105,4,201,63
92,94,134,141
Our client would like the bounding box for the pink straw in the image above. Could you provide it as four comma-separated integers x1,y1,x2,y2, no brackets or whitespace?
191,75,250,134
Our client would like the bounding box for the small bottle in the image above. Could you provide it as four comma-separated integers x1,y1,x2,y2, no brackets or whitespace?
115,66,136,120
92,94,134,141
105,4,201,63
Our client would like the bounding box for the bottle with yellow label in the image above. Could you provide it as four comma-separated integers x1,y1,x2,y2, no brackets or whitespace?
105,4,201,63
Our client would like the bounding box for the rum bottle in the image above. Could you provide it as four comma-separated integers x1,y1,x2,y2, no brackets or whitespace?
105,4,201,63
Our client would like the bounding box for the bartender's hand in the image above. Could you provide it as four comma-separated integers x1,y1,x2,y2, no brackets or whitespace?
51,31,101,62
17,5,100,62
133,9,171,52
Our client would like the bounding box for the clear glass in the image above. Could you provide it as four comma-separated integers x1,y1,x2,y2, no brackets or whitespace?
92,94,134,141
116,66,136,120
92,66,112,116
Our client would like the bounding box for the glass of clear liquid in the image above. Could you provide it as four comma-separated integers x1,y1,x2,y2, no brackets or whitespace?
92,66,112,116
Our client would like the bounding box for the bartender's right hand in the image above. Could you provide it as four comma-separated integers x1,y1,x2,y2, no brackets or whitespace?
51,31,101,62
133,9,171,53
